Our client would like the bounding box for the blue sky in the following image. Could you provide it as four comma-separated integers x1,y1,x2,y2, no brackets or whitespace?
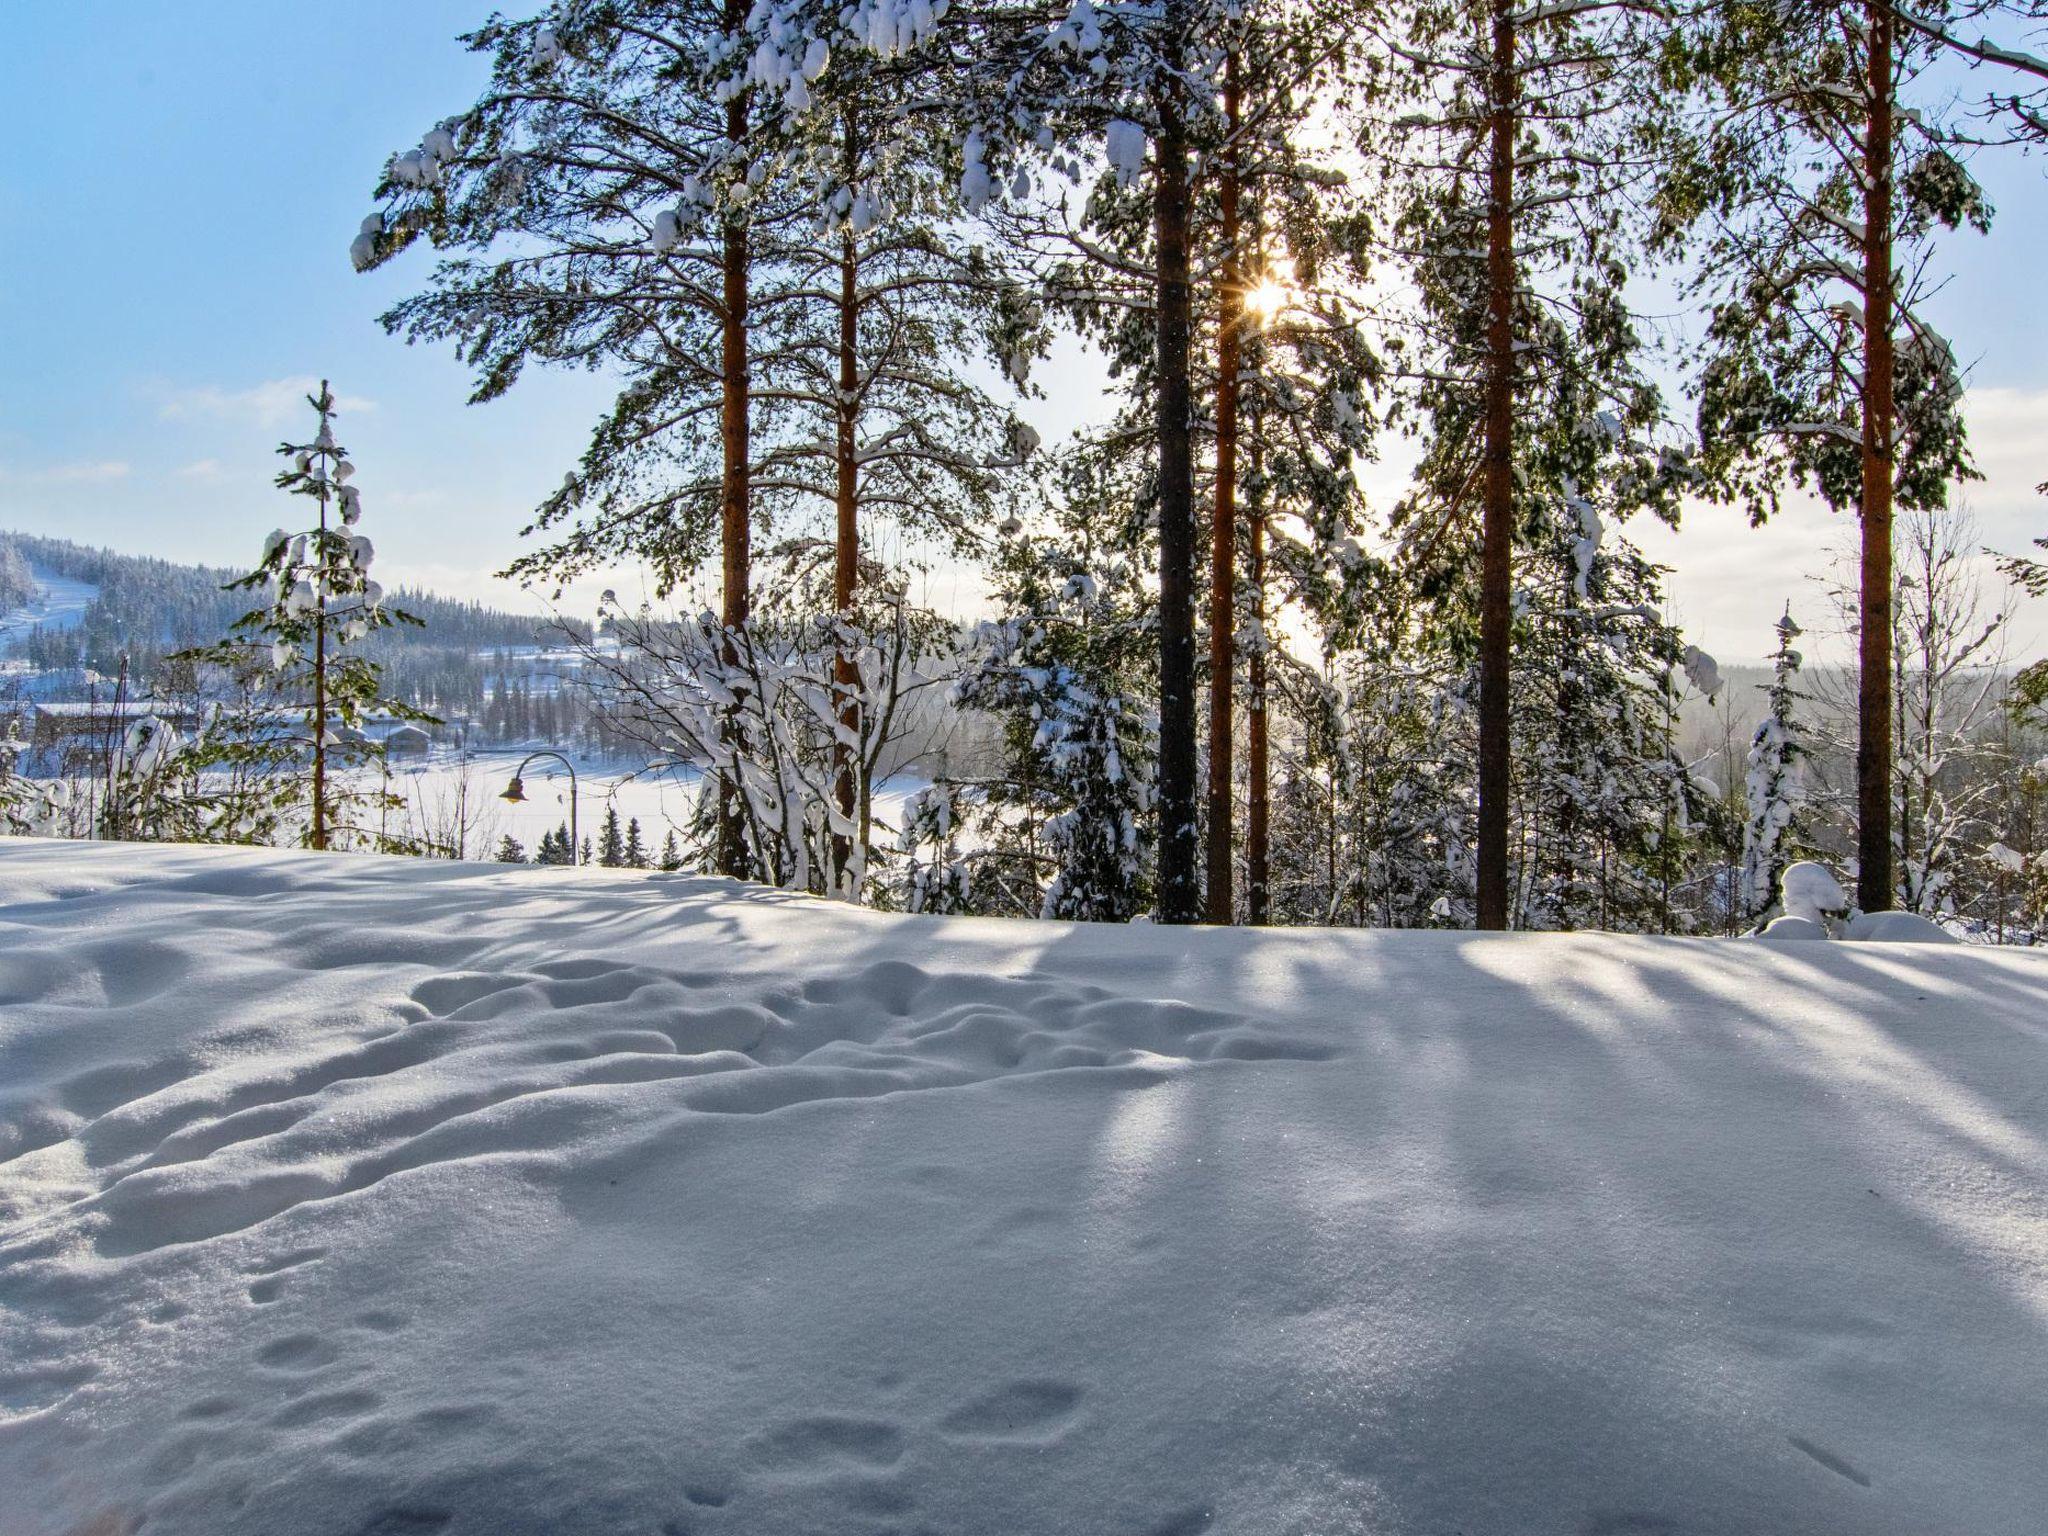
2,4,2044,662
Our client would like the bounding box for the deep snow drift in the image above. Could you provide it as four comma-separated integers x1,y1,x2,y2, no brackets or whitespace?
1,841,2044,1536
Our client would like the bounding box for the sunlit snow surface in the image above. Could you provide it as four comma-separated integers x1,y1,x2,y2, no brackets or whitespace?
1,840,2044,1536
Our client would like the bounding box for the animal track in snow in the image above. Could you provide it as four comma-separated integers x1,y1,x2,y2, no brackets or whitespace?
10,940,1326,1271
254,1333,341,1373
745,1413,906,1476
937,1379,1085,1444
271,1388,382,1430
1788,1435,1873,1488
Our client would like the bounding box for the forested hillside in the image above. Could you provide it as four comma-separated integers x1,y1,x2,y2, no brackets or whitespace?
0,532,578,675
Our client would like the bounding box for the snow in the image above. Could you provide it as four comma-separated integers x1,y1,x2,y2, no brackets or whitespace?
1756,912,1831,941
1105,119,1148,186
0,564,98,651
1779,860,1848,923
2,839,2046,1535
1842,910,1959,945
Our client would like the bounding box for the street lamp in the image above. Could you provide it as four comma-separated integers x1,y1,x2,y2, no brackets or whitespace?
501,749,580,865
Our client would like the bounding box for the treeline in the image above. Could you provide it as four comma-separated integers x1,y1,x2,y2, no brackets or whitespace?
0,531,591,713
337,0,2048,935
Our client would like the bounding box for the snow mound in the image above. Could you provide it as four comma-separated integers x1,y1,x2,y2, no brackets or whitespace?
1755,912,1830,941
1843,910,1960,945
3,840,2046,1536
1779,860,1848,923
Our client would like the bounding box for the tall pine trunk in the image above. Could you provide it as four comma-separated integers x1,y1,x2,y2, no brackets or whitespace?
831,113,862,894
1246,434,1270,926
1475,0,1518,930
716,0,752,879
1856,2,1897,912
1204,55,1243,924
1155,33,1200,924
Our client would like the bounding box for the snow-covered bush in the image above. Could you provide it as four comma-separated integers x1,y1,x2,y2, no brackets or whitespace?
573,580,950,902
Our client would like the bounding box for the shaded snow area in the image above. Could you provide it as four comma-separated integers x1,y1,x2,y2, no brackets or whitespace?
2,842,2046,1536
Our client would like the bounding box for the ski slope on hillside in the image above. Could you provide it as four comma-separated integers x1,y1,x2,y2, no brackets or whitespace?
1,840,2043,1535
0,564,96,649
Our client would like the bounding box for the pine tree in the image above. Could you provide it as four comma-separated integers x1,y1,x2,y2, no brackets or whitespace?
624,816,649,868
1742,609,1808,923
535,821,574,866
1369,0,1689,928
598,805,627,867
658,829,684,872
496,832,528,863
1650,0,2048,910
788,0,1235,920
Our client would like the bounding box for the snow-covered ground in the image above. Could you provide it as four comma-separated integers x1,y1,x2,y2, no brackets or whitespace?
388,748,927,858
0,564,97,650
2,840,2044,1535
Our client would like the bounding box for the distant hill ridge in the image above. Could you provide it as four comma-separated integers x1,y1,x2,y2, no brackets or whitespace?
0,530,584,675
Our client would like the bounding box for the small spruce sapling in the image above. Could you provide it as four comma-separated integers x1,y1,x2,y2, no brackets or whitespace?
180,383,432,850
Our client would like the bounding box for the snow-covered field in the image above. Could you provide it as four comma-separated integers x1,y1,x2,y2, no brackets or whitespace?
2,840,2044,1535
388,749,928,858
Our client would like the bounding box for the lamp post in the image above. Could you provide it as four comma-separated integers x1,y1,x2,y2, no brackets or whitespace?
501,750,580,865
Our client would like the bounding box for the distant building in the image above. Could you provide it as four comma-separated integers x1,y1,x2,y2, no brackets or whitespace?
384,724,431,759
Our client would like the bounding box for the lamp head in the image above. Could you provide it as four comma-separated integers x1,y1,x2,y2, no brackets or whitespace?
500,775,527,804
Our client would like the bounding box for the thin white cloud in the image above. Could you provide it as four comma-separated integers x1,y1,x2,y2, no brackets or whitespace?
173,458,226,480
0,459,132,485
154,376,377,429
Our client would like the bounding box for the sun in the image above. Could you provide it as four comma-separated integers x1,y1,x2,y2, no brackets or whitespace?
1242,262,1297,323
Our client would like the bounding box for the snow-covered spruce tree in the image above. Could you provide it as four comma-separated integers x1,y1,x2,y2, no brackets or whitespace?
1364,0,1690,929
0,762,69,838
598,804,628,866
536,821,575,865
1648,0,2048,913
896,778,977,914
177,384,427,851
1511,492,1718,933
496,832,528,862
1741,607,1809,923
948,514,1158,922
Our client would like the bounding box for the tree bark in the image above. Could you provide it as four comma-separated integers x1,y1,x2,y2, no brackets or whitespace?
831,113,862,894
1204,54,1243,925
1857,1,1897,912
1154,31,1200,925
716,0,752,880
1246,435,1270,926
1475,0,1517,930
